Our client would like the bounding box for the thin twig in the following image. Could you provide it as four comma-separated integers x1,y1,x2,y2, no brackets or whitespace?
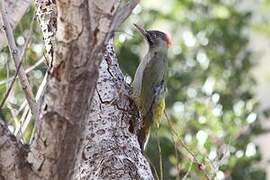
5,55,9,89
0,0,37,118
0,57,44,86
29,72,48,143
155,130,163,180
165,112,199,162
169,124,181,180
182,158,194,180
0,0,32,50
145,155,160,180
16,100,27,116
164,111,210,180
16,71,48,142
14,105,29,137
19,107,32,141
6,102,19,127
0,56,24,110
0,16,34,110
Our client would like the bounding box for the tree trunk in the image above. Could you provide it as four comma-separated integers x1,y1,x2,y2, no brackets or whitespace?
0,0,154,179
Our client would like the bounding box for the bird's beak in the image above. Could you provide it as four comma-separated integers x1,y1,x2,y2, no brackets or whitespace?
133,24,147,37
134,24,153,45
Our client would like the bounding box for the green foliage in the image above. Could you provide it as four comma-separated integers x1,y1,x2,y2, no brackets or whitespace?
116,0,266,179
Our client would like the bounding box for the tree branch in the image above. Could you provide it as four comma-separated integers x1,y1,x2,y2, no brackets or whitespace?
0,0,38,119
0,0,32,50
0,14,35,111
0,57,44,86
105,0,139,42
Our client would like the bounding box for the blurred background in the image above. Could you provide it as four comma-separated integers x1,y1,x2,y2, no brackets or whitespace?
1,0,270,179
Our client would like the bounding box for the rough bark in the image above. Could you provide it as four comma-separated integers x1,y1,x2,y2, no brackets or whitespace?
0,120,37,180
73,41,153,179
34,0,57,69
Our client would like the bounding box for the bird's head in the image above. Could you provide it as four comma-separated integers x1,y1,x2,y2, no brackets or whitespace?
134,24,172,50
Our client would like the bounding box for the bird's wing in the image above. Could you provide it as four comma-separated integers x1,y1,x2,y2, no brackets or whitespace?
132,53,152,94
140,60,158,115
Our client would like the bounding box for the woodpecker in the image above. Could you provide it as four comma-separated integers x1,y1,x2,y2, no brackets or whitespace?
132,24,172,150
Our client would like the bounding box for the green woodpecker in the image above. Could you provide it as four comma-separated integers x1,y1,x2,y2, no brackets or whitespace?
132,24,172,150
